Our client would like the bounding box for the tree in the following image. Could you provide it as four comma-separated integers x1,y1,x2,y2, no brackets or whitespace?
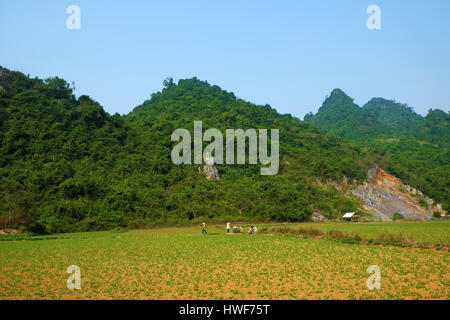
392,212,403,221
163,77,174,89
433,211,441,219
45,77,74,99
0,179,33,228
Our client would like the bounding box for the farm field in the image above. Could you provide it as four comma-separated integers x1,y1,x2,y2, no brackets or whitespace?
0,221,449,300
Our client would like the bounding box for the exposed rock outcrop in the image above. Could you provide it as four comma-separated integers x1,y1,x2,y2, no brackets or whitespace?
0,228,19,235
311,211,327,222
353,166,445,220
202,153,219,181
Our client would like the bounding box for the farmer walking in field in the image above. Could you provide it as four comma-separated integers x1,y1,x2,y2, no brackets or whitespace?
202,222,207,235
227,222,230,233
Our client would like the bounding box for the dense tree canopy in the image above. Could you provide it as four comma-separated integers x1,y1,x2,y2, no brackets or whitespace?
0,68,379,233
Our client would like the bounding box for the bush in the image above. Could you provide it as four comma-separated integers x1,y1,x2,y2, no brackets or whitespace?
433,211,441,219
326,230,367,244
258,227,268,233
418,198,429,209
270,226,324,238
327,230,345,239
375,232,415,246
291,227,323,237
392,212,404,221
271,226,291,233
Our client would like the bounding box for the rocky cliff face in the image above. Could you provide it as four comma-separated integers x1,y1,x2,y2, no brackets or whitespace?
353,166,445,221
201,154,219,181
203,164,219,181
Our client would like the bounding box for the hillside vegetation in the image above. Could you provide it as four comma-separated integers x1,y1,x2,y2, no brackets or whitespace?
0,68,377,233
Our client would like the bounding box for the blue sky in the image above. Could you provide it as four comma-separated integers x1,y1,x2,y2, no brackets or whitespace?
1,0,449,118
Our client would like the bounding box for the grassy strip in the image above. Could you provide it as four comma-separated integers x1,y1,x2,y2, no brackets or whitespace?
264,226,449,251
0,234,73,241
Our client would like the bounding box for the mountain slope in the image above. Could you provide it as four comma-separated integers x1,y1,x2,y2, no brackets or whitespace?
303,89,406,143
304,89,449,211
362,97,422,132
0,69,378,233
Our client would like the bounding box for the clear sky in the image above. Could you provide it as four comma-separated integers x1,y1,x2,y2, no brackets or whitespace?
1,0,449,118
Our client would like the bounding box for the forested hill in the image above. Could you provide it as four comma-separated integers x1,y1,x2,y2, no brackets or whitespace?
0,67,379,233
304,89,449,211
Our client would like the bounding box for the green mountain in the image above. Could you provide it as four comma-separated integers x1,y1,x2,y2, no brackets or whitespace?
362,98,422,132
304,90,449,211
0,68,377,233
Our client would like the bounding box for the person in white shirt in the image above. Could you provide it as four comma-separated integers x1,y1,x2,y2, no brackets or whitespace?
226,222,230,233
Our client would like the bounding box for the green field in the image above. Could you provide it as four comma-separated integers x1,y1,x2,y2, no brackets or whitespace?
0,221,449,300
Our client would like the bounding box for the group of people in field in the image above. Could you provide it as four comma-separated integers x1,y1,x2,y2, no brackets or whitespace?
201,222,257,235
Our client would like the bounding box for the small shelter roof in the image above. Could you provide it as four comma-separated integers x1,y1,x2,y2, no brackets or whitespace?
343,212,356,218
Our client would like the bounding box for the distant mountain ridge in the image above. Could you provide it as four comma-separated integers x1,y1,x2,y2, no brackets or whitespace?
362,97,422,131
304,89,449,211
